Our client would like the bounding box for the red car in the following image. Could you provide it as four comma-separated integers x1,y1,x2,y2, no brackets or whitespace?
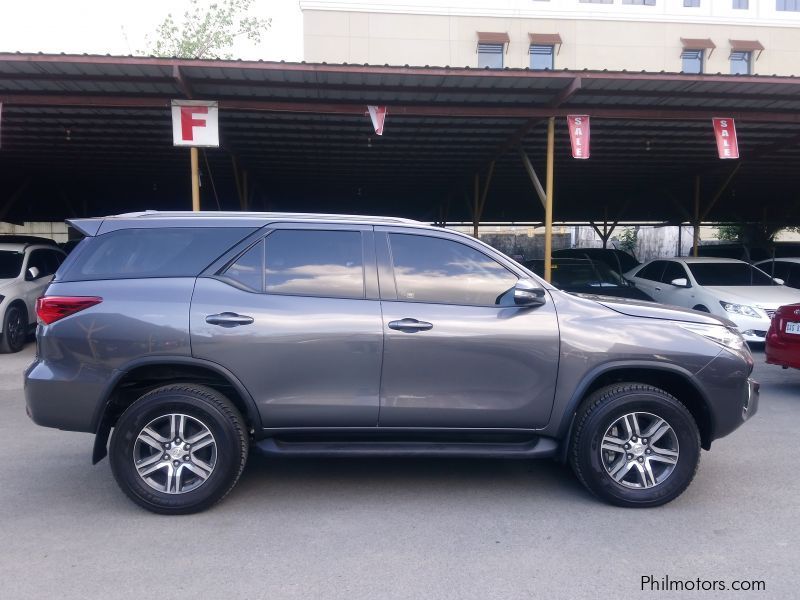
766,303,800,369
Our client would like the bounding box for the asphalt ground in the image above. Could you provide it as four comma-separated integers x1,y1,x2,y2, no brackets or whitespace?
0,342,797,600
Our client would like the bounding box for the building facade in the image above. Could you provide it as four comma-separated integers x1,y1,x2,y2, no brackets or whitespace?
301,0,800,75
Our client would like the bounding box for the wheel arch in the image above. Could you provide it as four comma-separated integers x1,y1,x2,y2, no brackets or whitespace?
557,362,715,460
91,357,262,464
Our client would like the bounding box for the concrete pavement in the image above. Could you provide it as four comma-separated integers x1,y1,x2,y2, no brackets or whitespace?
0,343,797,599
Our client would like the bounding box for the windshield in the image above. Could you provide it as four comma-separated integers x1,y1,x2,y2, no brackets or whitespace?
688,262,775,286
527,259,626,288
0,251,24,278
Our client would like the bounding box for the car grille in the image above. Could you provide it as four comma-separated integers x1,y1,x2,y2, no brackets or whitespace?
761,308,776,319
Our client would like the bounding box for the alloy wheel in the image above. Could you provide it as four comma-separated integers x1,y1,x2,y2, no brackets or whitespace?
133,413,217,494
600,411,680,489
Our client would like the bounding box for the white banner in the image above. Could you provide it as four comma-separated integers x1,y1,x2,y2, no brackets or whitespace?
171,100,219,147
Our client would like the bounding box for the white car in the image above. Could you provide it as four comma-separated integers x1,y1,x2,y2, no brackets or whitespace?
625,257,800,343
754,258,800,289
0,242,66,353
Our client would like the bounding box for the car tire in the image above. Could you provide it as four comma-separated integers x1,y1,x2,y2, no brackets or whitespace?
569,383,700,508
109,384,249,515
0,304,28,353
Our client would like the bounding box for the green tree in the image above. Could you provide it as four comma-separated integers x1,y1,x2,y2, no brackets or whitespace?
617,227,638,256
145,0,271,59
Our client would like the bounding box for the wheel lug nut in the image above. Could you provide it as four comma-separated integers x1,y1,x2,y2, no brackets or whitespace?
638,457,644,463
631,437,637,442
165,443,171,449
183,455,190,461
163,454,169,460
175,438,180,443
624,444,630,449
642,438,648,444
646,449,651,454
173,460,179,466
184,444,190,450
627,454,633,460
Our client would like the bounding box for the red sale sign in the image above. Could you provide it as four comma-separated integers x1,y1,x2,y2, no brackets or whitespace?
567,115,590,159
171,100,219,147
367,105,387,136
712,117,739,159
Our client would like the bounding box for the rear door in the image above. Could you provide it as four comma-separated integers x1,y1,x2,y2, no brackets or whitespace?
190,224,383,428
375,228,560,429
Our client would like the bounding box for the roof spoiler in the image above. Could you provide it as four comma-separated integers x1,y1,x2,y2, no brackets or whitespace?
66,218,103,237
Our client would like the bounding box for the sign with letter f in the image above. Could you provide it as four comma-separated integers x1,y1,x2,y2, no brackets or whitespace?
171,100,220,147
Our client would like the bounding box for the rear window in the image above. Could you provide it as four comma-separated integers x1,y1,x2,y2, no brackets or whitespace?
688,262,775,286
60,227,256,281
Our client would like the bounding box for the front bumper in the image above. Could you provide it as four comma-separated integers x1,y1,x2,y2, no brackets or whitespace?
693,350,759,444
723,313,772,343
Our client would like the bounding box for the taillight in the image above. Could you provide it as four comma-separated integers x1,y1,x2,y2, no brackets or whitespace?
36,296,102,325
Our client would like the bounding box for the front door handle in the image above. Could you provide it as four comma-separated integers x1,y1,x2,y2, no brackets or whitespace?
388,318,433,332
654,286,662,292
205,312,254,327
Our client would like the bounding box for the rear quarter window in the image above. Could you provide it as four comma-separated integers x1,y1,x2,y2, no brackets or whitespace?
60,227,256,281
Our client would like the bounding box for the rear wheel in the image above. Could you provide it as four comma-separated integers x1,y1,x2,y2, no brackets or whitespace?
0,304,27,353
109,384,248,514
570,383,700,507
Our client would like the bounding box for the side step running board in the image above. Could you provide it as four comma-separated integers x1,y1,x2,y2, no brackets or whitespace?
254,437,559,459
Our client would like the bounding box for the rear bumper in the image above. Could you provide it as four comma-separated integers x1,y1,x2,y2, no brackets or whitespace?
765,335,800,370
24,358,105,433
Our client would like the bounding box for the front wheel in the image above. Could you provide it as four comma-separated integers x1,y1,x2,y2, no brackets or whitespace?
569,383,700,507
109,384,249,514
0,304,28,353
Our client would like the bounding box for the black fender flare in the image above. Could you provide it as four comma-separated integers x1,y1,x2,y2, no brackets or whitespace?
91,355,262,464
553,359,716,459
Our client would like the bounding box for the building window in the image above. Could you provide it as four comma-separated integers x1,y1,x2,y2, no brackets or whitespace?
529,45,554,70
730,51,752,74
733,0,748,8
777,0,800,10
477,43,504,69
623,0,656,5
684,0,700,6
681,49,704,73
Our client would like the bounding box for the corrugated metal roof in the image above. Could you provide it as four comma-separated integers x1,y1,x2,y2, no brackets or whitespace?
1,53,800,224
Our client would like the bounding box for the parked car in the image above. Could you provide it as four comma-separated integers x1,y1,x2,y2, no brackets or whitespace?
765,303,800,370
626,257,800,343
552,247,639,276
524,258,654,301
0,241,66,353
27,212,758,514
755,258,800,289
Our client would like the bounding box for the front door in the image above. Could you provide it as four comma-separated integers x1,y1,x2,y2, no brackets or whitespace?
190,225,383,428
375,228,560,429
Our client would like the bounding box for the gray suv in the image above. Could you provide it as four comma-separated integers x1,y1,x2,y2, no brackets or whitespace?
25,212,758,514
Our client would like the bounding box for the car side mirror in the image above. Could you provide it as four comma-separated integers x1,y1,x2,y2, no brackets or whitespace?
774,277,785,285
514,279,546,307
26,266,40,281
670,278,690,288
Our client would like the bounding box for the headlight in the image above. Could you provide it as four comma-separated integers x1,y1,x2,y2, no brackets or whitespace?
719,301,761,318
679,322,746,352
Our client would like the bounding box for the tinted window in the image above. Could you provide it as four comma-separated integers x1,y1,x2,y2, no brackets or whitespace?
661,261,688,284
264,230,364,298
389,234,517,306
760,260,788,280
636,261,667,281
62,227,255,281
0,250,24,278
688,263,775,286
223,240,264,291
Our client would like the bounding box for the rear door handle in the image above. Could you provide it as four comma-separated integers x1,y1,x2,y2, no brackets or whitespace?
388,318,433,332
654,286,662,292
205,312,254,327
